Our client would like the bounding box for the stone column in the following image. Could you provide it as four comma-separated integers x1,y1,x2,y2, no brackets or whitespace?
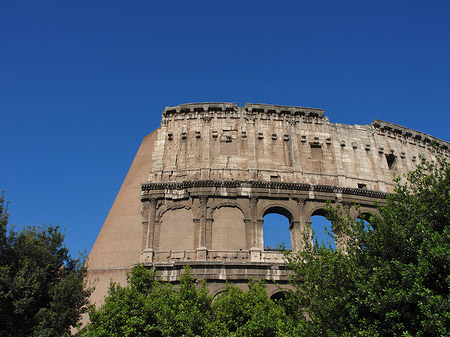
335,201,353,251
306,221,313,247
247,115,258,179
250,196,259,246
201,114,211,179
289,119,303,182
371,131,388,192
292,197,307,252
141,198,157,263
197,195,208,261
289,220,300,251
249,196,261,261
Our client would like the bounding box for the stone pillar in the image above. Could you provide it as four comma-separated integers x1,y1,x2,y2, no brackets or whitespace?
292,197,307,252
244,218,252,250
201,114,211,180
147,198,157,249
371,131,388,192
197,195,208,261
141,198,157,263
335,201,353,251
289,220,300,252
289,119,303,182
247,116,258,179
249,196,259,249
305,220,313,247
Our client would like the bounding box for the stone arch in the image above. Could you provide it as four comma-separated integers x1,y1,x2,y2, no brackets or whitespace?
308,205,336,249
211,206,246,250
357,210,376,232
211,287,226,298
158,208,195,252
309,205,329,220
260,204,295,251
357,206,379,219
269,290,287,301
267,287,285,299
211,201,250,219
157,203,198,221
357,211,372,222
259,204,295,222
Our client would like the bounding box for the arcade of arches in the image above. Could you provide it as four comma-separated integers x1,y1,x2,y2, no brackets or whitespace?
137,182,383,299
141,187,380,263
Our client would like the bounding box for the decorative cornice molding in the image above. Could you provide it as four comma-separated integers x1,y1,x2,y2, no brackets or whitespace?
371,119,450,151
162,102,325,119
141,180,388,199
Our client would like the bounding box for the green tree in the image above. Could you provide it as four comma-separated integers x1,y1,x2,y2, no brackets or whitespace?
0,192,90,337
211,281,302,337
82,265,301,336
286,155,450,336
84,265,214,337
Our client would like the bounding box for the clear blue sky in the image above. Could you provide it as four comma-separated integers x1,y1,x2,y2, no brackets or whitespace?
1,1,449,257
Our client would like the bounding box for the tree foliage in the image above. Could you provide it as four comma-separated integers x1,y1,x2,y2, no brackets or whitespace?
286,155,450,336
0,192,90,337
81,265,300,337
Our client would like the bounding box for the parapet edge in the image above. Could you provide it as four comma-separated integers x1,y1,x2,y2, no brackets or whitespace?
372,119,450,150
163,102,324,118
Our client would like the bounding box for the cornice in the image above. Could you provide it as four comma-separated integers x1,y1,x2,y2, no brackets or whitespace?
162,102,324,118
141,180,388,199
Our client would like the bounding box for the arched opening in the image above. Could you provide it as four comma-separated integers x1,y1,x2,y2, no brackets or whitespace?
358,212,374,230
212,290,224,299
356,213,374,251
270,291,286,302
263,207,292,251
310,209,336,249
357,212,374,231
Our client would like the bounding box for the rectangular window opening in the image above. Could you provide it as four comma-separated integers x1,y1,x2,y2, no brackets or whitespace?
310,144,323,160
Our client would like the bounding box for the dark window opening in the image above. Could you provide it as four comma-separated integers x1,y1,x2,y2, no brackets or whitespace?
385,153,396,169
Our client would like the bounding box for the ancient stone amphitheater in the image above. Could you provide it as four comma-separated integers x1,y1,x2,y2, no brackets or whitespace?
87,103,449,305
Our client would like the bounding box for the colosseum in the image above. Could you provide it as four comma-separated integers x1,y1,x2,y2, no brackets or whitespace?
87,102,450,304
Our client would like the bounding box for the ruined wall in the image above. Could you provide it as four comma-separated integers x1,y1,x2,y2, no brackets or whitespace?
88,103,449,306
150,103,448,193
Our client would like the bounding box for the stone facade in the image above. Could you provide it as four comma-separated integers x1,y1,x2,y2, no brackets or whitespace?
87,103,450,305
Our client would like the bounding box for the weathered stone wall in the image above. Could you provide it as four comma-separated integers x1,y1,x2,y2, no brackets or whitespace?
150,103,449,192
87,103,449,306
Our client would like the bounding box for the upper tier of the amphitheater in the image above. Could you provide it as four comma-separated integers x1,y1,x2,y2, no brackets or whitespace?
149,102,449,193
